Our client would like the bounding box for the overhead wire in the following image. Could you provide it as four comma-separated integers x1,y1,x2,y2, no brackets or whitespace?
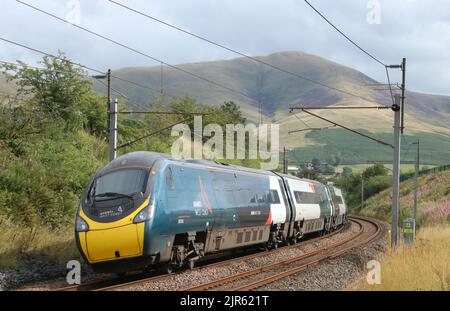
0,36,189,107
16,0,256,104
106,0,380,105
303,0,397,106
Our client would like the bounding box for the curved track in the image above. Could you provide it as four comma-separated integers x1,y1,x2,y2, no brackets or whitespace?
183,216,381,291
57,216,381,291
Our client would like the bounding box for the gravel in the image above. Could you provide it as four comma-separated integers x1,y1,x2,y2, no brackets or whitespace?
255,222,389,291
0,255,110,291
8,220,387,291
119,222,364,291
0,256,69,291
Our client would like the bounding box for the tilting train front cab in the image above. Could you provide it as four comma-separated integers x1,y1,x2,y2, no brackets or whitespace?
75,152,165,273
77,199,147,261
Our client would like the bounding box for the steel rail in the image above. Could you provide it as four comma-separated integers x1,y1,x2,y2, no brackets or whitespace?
183,218,369,291
230,217,381,291
56,221,349,291
96,221,349,291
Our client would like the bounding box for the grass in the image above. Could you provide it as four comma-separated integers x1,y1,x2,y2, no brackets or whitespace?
360,171,450,226
334,164,434,174
354,170,450,291
286,128,450,167
360,224,450,291
0,216,80,269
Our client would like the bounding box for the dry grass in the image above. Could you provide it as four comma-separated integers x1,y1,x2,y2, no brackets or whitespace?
0,216,80,268
361,171,450,224
361,224,450,291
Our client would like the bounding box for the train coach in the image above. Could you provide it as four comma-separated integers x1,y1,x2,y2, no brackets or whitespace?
75,151,347,274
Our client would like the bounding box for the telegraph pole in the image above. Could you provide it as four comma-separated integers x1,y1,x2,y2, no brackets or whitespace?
387,59,406,133
92,69,112,138
92,69,113,160
412,139,420,239
391,94,402,249
107,69,111,138
283,146,287,174
109,98,118,162
401,58,406,134
361,175,364,210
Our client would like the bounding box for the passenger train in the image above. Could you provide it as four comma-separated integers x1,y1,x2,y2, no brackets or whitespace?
75,151,347,273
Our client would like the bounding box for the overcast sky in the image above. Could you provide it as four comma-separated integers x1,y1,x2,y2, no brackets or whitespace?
1,0,449,95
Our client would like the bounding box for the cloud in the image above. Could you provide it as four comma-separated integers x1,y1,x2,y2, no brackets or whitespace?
1,0,449,95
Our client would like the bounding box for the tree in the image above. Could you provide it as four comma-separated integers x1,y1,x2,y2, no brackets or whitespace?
1,52,106,134
311,158,321,171
362,163,388,179
342,166,353,177
295,167,320,180
220,101,247,124
321,164,335,175
326,154,337,166
0,106,44,156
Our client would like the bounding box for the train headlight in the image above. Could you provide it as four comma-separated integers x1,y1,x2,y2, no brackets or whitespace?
133,199,155,224
75,216,89,232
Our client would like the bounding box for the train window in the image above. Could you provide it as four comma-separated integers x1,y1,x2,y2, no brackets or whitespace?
95,169,148,197
249,193,257,204
294,191,321,204
256,189,266,203
278,180,288,205
332,195,343,204
319,192,327,203
268,190,281,204
165,167,175,191
293,191,301,203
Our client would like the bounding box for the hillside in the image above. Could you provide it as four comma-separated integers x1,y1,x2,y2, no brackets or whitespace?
3,51,450,165
106,51,450,124
105,51,450,165
356,170,450,291
359,170,450,226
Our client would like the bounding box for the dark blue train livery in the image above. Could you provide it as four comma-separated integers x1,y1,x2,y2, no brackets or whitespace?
75,151,347,273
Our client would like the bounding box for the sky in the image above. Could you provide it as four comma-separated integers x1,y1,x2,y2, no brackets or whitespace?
1,0,449,95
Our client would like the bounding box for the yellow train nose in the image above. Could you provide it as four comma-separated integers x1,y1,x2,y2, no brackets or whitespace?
85,224,143,262
77,197,149,263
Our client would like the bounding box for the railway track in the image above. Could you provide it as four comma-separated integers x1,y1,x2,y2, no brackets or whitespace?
184,216,381,291
56,216,380,291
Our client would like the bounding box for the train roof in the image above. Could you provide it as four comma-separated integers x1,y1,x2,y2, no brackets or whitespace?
98,151,330,187
170,158,279,178
97,151,170,176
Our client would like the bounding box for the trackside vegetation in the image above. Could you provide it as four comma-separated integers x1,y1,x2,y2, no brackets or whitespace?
355,171,450,291
359,224,450,291
0,54,255,267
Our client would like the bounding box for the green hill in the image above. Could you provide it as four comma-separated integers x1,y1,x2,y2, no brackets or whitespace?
3,51,450,165
103,51,450,165
106,51,450,122
360,170,450,226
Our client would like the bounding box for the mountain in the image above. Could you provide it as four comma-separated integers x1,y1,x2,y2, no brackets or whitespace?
3,51,450,165
104,52,450,161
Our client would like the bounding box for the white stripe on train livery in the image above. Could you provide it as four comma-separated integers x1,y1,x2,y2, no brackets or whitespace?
285,178,321,222
269,176,286,225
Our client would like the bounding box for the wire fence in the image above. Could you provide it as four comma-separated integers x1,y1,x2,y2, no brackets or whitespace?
400,164,450,182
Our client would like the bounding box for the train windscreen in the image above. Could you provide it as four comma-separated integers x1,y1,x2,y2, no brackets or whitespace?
94,169,148,199
83,168,150,222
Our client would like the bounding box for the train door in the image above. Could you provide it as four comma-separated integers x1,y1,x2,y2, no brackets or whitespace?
268,176,286,225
